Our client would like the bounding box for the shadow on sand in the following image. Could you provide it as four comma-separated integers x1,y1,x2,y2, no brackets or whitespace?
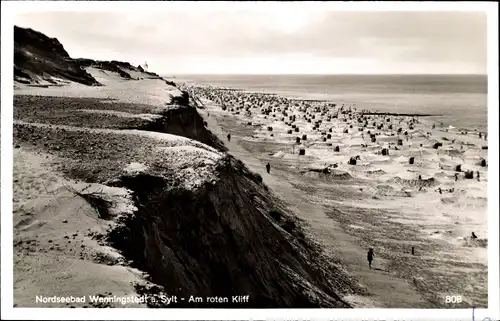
373,268,390,273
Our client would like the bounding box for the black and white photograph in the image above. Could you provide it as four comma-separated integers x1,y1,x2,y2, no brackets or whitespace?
1,1,498,320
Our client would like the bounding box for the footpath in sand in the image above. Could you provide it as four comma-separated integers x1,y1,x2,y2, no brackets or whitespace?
199,106,425,308
192,87,488,309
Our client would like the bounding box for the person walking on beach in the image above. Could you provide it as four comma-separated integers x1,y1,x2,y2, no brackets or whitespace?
266,162,271,174
227,133,231,142
367,248,375,269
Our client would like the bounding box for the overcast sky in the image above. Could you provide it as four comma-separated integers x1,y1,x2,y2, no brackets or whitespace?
15,9,487,75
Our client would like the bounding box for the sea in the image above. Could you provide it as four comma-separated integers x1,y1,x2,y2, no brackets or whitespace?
169,74,488,132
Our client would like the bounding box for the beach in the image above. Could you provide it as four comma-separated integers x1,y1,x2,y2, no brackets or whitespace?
10,23,489,310
184,82,488,308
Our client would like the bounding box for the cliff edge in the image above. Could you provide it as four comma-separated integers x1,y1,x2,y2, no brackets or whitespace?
12,26,361,308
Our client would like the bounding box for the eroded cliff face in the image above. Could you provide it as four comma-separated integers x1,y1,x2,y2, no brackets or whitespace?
145,105,228,152
107,155,356,308
99,100,356,307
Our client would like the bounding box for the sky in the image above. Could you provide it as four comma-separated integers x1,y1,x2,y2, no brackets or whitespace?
14,8,488,75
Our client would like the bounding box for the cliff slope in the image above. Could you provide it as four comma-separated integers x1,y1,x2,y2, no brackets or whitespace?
12,27,360,308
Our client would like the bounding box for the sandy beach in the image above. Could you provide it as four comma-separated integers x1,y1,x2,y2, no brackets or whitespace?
186,84,488,308
7,14,493,315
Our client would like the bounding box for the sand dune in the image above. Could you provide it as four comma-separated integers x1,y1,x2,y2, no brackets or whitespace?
12,25,361,309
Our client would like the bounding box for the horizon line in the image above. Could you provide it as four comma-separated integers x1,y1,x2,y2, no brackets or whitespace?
163,73,488,76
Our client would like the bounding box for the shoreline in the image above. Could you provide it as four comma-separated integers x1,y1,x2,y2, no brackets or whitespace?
182,81,487,134
358,112,441,117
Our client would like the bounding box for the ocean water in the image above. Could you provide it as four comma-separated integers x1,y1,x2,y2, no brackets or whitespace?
171,74,488,132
